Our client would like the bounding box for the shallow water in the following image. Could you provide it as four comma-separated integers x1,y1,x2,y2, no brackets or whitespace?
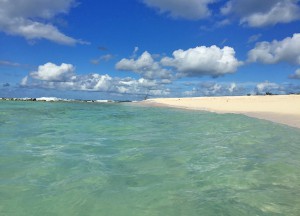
1,101,300,216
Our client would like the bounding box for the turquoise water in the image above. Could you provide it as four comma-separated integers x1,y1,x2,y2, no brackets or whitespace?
1,101,300,216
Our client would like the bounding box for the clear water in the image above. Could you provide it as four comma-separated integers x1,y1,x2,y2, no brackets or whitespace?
1,101,300,216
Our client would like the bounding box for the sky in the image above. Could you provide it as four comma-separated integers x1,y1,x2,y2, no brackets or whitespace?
1,0,300,100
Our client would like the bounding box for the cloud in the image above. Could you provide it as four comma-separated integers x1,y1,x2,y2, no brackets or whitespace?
0,60,22,67
199,82,222,95
30,62,75,81
247,34,262,43
20,76,29,87
116,46,242,80
115,78,170,96
289,68,300,79
98,46,108,51
161,45,242,77
21,62,170,96
199,19,231,32
142,0,215,20
116,51,173,80
247,33,300,64
183,82,247,96
216,19,231,27
0,0,76,19
71,74,113,92
255,81,285,94
131,46,139,58
228,82,237,93
21,73,113,92
20,63,300,97
222,0,300,27
182,81,300,97
90,59,100,65
0,0,86,45
283,83,300,94
256,81,279,92
90,54,114,65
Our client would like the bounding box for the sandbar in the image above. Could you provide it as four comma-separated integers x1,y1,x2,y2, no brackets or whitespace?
142,95,300,129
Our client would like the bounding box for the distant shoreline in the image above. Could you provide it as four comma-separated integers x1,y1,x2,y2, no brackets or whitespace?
0,97,132,103
140,95,300,129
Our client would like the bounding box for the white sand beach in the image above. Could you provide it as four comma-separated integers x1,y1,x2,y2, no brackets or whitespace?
143,95,300,129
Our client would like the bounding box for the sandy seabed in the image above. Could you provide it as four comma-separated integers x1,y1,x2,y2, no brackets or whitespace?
141,95,300,129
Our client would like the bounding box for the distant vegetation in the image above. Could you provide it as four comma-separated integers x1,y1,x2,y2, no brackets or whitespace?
265,92,273,95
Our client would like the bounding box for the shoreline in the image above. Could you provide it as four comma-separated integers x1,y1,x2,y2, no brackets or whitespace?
140,95,300,129
0,97,131,103
2,95,300,129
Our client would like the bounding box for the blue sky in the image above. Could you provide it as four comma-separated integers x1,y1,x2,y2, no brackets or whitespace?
1,0,300,100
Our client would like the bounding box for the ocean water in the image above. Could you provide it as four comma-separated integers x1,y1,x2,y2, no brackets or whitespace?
1,101,300,216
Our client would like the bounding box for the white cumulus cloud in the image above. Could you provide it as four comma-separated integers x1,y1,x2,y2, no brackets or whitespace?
30,62,75,82
0,0,86,45
161,45,242,77
116,51,173,80
142,0,215,20
222,0,300,27
248,33,300,64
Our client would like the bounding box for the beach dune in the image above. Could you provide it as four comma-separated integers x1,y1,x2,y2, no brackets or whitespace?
143,95,300,129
